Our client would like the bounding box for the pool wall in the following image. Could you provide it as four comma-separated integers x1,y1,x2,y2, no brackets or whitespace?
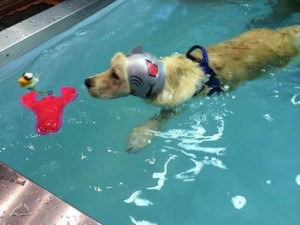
0,0,122,80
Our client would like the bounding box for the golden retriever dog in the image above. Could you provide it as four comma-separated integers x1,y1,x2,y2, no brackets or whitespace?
85,26,300,152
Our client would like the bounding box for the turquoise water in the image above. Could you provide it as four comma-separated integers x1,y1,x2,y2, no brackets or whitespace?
1,0,300,224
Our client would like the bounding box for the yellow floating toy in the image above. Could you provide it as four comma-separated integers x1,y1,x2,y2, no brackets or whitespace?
18,72,39,90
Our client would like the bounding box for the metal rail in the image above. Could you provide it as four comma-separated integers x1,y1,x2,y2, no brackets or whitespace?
0,162,101,224
0,0,115,67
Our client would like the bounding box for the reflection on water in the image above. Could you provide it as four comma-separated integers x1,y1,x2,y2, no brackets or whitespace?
124,190,153,207
291,94,300,105
147,155,177,190
125,103,229,223
296,175,300,185
154,109,227,183
231,195,247,210
129,216,157,225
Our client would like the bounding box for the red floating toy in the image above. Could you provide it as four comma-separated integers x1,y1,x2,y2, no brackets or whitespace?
20,87,78,135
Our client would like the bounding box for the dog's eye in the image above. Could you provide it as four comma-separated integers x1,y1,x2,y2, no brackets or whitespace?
111,72,119,80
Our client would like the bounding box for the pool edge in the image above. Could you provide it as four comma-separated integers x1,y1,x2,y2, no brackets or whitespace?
0,161,102,224
0,0,116,68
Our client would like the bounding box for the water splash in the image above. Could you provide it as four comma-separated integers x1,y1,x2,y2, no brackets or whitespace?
152,111,227,187
291,94,300,105
262,113,273,121
147,155,177,190
129,216,157,225
124,190,153,207
157,113,225,155
174,158,204,181
80,153,87,160
231,195,247,209
296,174,300,185
174,156,227,182
202,156,227,169
67,109,96,124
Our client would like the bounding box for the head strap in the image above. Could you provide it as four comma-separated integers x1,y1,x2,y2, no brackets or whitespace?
127,46,166,98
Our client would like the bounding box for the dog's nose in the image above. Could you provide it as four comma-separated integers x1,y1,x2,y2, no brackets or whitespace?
84,78,93,88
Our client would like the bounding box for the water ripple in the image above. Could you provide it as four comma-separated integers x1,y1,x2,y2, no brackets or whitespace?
124,190,153,207
146,155,177,191
291,94,300,105
174,158,204,181
129,216,157,225
149,110,227,187
231,195,247,209
157,112,225,155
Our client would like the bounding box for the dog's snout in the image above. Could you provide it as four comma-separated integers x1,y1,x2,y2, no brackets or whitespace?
84,78,93,88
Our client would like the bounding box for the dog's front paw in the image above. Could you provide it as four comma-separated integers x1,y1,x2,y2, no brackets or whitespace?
126,131,154,153
126,118,161,153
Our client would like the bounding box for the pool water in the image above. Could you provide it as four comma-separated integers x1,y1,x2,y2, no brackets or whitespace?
1,0,300,224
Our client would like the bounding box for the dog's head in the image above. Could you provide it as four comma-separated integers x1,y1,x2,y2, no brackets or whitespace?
85,46,166,100
84,52,130,99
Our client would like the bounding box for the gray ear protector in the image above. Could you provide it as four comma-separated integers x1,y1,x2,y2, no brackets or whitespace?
127,46,166,98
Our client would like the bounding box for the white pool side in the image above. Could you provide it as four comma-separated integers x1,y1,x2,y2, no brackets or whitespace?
0,0,126,80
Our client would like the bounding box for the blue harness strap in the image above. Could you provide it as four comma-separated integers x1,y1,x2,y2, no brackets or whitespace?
186,45,223,96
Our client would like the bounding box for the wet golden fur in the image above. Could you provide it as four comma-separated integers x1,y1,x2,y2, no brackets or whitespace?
85,26,300,152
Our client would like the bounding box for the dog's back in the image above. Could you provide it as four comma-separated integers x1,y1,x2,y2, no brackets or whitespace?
200,26,300,87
